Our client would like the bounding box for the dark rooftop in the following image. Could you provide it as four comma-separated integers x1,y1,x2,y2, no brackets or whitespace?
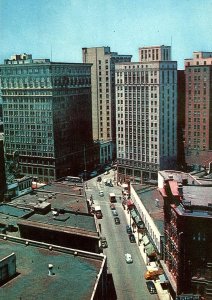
11,181,88,214
0,235,105,300
21,210,98,238
132,184,164,235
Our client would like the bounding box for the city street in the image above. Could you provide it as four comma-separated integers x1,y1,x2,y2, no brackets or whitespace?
86,173,158,300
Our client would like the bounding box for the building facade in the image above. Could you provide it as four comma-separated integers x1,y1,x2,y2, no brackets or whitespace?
184,52,212,169
116,46,177,183
160,177,212,299
1,54,94,182
82,46,132,162
0,138,6,200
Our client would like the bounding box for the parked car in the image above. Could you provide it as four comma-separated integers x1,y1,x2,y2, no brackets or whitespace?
104,166,111,171
99,190,104,197
90,170,98,178
100,237,108,248
125,253,133,263
146,281,157,294
112,210,118,216
128,233,136,243
104,170,110,175
97,176,102,182
126,225,132,234
114,217,120,224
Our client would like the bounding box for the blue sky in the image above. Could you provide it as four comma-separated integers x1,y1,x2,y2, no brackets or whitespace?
1,0,212,69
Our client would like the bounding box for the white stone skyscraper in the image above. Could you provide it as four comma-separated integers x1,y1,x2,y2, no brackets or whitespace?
115,45,177,183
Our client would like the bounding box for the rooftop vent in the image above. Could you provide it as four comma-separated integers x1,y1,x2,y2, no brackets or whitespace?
48,264,54,276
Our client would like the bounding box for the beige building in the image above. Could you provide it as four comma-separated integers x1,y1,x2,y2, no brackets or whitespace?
82,47,132,162
116,45,177,183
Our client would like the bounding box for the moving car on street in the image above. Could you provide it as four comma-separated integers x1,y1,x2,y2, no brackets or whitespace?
110,203,116,210
112,210,118,216
99,190,104,197
109,192,116,203
125,253,133,263
114,217,120,224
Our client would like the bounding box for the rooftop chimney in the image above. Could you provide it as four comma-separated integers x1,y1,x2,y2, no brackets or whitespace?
178,183,183,195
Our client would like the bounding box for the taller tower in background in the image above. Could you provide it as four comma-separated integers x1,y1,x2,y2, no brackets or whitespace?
184,52,212,169
116,45,177,183
82,47,132,164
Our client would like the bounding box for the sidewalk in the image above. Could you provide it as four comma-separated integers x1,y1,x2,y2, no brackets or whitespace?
123,204,172,300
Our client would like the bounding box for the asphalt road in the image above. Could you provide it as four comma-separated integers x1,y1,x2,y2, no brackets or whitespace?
86,173,159,300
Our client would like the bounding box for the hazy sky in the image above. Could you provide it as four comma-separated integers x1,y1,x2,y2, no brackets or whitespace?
1,0,212,69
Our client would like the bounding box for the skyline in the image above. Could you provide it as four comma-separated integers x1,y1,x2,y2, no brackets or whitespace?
1,0,212,69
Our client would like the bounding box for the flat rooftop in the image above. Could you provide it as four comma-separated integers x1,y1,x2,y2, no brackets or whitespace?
159,170,197,185
132,184,164,235
21,210,98,238
182,185,212,206
0,235,105,300
11,181,88,214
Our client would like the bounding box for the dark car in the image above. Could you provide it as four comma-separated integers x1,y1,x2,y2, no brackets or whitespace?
110,203,116,210
100,237,108,248
112,210,118,216
146,281,157,294
114,217,120,224
97,176,102,182
126,225,132,234
128,233,136,243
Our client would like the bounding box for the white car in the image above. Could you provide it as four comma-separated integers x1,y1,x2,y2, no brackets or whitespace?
99,190,104,197
125,253,133,263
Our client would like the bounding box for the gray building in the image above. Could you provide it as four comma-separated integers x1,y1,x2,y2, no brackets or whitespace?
115,45,178,183
1,54,93,182
82,47,132,163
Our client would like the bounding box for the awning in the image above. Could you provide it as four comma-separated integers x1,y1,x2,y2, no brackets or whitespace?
127,199,134,207
142,235,150,246
158,187,167,197
159,274,169,284
130,209,137,218
133,215,144,228
145,243,156,257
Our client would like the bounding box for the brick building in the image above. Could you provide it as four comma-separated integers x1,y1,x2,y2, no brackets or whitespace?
159,177,212,299
184,52,212,169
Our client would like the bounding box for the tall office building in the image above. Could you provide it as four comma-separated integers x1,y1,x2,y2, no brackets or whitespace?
1,54,93,182
82,47,132,163
116,45,177,183
184,52,212,168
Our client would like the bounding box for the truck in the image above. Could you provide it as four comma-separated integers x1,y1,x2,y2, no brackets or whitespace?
94,206,103,219
109,193,116,203
144,268,163,280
